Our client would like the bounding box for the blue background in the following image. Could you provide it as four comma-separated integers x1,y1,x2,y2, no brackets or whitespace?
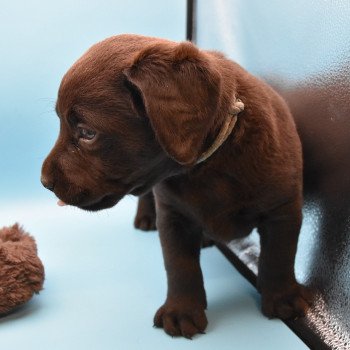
0,1,307,349
0,0,186,200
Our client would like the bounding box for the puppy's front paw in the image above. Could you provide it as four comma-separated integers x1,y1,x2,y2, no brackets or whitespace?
153,301,208,339
261,283,314,320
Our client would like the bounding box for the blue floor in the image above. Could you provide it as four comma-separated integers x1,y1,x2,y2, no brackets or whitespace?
0,198,307,350
0,1,307,349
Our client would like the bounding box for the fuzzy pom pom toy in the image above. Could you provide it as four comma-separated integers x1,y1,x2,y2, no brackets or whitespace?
0,224,44,315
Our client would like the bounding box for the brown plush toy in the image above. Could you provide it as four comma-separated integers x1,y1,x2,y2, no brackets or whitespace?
0,224,44,315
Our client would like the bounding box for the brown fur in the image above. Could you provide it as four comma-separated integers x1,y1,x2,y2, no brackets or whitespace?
0,224,44,315
41,34,312,338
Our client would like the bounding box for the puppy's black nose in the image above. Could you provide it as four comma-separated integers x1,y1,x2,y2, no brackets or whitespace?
41,175,55,191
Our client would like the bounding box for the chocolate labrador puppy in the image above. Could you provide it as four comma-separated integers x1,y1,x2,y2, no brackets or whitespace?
41,34,312,338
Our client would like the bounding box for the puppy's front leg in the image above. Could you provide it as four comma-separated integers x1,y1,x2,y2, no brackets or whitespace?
258,198,313,320
154,201,207,339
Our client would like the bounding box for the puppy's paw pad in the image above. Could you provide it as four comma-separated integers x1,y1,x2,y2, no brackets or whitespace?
262,284,314,320
134,215,157,231
154,303,207,339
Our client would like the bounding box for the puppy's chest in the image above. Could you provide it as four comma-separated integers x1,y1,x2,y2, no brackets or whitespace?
159,175,259,242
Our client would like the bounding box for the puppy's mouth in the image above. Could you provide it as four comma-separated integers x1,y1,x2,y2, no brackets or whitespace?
59,193,122,212
80,194,122,211
55,176,156,211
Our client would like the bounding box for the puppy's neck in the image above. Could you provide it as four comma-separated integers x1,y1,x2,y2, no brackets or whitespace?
197,98,244,164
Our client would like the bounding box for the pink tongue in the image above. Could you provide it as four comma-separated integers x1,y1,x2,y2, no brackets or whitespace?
57,200,67,207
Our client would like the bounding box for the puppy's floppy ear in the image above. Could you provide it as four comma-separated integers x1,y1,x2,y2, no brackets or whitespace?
123,41,221,165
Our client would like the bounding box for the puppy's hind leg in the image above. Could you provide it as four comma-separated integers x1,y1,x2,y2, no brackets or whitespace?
134,190,157,231
257,198,314,320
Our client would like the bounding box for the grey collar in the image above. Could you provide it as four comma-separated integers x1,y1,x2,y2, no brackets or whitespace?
197,98,244,163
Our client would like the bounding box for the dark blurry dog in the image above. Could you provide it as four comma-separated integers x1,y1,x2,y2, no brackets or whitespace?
41,34,312,338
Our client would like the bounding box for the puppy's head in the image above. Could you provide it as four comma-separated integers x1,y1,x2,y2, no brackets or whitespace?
41,35,223,211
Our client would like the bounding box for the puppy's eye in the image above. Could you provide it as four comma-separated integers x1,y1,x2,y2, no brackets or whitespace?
77,125,96,141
